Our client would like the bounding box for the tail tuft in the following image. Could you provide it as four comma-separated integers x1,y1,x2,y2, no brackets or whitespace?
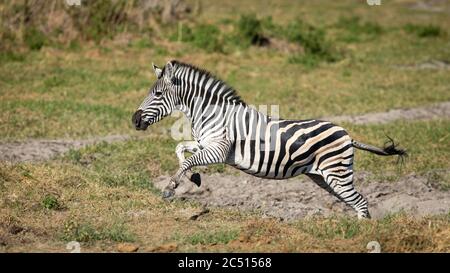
352,136,407,164
383,136,407,156
383,136,408,164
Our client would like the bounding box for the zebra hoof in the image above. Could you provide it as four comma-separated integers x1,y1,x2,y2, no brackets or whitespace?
357,211,371,220
190,173,201,187
162,188,175,199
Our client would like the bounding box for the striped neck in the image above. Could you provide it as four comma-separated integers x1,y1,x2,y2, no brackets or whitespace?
171,61,247,123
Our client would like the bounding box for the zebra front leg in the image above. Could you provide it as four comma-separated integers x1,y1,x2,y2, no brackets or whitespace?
162,140,231,199
175,141,202,187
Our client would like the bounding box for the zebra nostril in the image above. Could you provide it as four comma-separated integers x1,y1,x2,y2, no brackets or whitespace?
132,110,143,128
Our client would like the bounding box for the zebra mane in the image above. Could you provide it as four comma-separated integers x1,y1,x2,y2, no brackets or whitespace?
170,60,246,105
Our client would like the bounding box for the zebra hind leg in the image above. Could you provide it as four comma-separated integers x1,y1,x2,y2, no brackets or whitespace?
309,172,371,219
328,171,370,219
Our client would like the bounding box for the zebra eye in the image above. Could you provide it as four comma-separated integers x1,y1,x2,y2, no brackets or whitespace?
154,91,163,97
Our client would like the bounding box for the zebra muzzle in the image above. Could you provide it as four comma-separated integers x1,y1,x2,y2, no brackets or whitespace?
132,110,149,130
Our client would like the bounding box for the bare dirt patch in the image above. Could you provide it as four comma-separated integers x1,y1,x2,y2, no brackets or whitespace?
395,60,450,70
153,171,450,220
0,135,131,162
407,0,448,13
326,101,450,125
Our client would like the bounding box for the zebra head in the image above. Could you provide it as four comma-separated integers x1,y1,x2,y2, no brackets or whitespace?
132,61,178,130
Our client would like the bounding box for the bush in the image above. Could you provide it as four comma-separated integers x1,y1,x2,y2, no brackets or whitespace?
234,14,270,47
24,28,47,50
336,16,383,42
0,51,25,63
404,24,443,38
68,0,129,42
41,194,61,210
179,24,223,52
283,19,339,65
1,0,193,48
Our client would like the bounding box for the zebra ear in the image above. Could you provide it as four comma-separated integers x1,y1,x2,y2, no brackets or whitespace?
163,61,175,83
152,63,163,79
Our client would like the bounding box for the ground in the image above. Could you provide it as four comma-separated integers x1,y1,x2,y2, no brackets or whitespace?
0,0,449,252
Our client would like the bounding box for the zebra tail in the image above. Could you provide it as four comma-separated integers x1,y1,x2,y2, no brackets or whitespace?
351,136,407,161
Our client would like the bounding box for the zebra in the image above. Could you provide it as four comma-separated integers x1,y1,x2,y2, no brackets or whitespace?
132,60,406,219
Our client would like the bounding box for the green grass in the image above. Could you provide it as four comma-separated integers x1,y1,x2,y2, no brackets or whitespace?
66,138,177,171
284,18,340,64
348,119,450,182
0,0,447,190
335,16,384,43
62,219,135,243
404,24,444,38
176,24,223,53
24,28,47,50
0,99,130,139
41,194,61,210
0,0,449,253
1,17,449,139
296,216,366,240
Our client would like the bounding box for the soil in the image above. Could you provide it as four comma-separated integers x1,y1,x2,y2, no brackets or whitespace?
395,60,450,70
326,101,450,125
0,135,131,162
153,171,450,220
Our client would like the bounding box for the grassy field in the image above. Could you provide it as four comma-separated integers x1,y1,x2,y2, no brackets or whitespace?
1,154,449,252
0,0,449,252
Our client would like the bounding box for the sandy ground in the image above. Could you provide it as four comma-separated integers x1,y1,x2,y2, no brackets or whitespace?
153,171,450,220
1,102,449,220
0,135,131,162
325,101,450,125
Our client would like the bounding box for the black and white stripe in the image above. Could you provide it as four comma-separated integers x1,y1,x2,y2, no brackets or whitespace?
133,60,406,219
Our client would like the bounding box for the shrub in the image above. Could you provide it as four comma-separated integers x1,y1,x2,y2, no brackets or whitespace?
235,14,270,47
336,16,383,42
41,194,61,210
68,0,129,42
24,28,47,50
179,24,223,52
62,221,100,242
283,19,340,66
0,51,26,63
404,24,443,38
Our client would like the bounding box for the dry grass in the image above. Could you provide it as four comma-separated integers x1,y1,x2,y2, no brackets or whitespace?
1,156,449,253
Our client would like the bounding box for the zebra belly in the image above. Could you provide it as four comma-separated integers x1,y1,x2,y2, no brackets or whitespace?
238,162,304,179
229,146,314,179
227,119,352,179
